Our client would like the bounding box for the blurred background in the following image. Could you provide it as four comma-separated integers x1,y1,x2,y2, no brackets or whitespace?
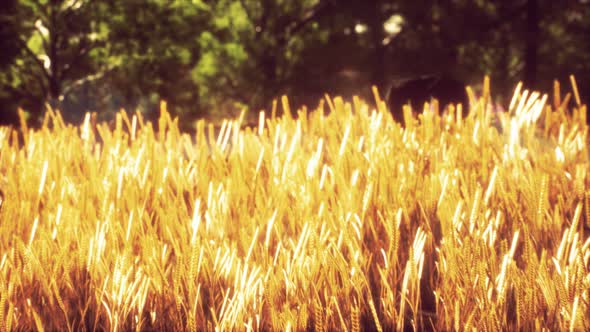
0,0,588,130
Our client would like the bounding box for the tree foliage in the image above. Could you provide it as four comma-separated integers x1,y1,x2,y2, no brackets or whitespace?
0,0,116,124
0,0,588,127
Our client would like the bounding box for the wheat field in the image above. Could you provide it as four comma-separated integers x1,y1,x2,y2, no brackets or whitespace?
0,78,589,331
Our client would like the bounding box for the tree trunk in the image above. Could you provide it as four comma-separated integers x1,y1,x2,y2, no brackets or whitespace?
367,2,387,92
261,53,278,107
48,1,62,112
524,0,539,88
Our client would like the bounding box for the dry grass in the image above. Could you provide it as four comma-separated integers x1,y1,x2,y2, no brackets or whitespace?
0,77,589,331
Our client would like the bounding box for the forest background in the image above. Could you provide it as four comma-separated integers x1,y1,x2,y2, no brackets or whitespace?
1,0,589,129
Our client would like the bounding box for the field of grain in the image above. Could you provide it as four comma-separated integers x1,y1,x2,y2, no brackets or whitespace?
0,78,589,331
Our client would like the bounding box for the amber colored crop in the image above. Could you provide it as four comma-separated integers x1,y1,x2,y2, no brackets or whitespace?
0,77,588,331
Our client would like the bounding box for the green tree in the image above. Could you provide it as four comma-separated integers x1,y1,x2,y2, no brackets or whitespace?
192,0,335,115
1,0,588,128
0,0,115,124
0,0,20,69
0,0,23,124
104,0,210,126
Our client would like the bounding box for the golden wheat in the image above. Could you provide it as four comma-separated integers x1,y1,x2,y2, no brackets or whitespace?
0,77,588,330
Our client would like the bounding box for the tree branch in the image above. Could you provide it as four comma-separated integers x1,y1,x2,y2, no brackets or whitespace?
60,63,116,99
238,0,256,26
285,0,335,38
16,36,52,84
32,22,51,57
59,40,104,81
